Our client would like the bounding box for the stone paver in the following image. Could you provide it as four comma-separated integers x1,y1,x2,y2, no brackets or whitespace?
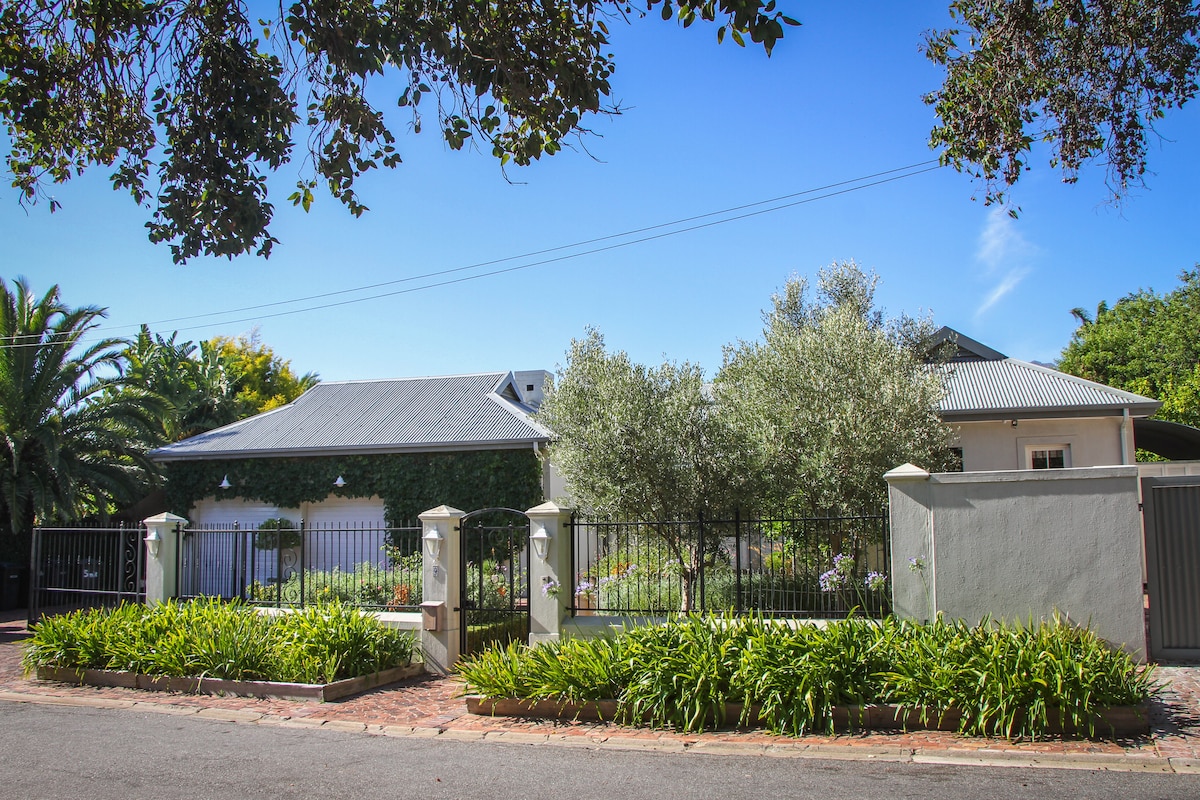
3,611,1199,772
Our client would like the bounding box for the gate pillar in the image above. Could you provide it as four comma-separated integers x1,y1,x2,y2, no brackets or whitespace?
142,512,187,604
527,502,574,646
419,505,464,674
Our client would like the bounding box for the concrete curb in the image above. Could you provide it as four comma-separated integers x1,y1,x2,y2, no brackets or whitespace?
0,688,1191,774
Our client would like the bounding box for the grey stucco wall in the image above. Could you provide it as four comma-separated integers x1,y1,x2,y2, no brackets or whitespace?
887,465,1145,660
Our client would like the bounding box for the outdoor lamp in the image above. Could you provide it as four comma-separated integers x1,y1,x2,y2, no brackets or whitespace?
333,475,346,488
530,526,551,562
144,528,161,558
423,527,444,560
218,475,232,490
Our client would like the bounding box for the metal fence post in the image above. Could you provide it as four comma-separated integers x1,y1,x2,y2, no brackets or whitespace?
697,511,705,612
299,518,307,608
734,509,743,614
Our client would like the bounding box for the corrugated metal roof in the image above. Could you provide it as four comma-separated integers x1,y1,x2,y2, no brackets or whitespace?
150,372,552,461
939,359,1161,418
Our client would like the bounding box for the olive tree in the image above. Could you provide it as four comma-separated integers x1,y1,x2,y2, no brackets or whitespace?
535,327,753,609
716,261,957,517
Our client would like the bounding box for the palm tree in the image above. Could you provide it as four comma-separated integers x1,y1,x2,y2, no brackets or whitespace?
122,325,242,442
0,278,160,559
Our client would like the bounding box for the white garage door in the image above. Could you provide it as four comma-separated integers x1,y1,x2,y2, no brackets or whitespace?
301,496,389,572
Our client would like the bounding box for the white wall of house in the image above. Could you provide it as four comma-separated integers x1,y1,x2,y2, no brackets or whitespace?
954,416,1129,471
543,459,570,506
886,464,1146,660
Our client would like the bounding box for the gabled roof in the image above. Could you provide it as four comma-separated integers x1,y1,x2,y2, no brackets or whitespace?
929,326,1007,362
933,327,1161,421
150,371,552,461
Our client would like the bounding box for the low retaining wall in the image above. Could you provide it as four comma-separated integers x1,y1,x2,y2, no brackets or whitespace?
36,663,425,702
464,695,1150,737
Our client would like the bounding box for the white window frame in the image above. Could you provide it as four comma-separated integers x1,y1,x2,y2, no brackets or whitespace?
1025,443,1072,470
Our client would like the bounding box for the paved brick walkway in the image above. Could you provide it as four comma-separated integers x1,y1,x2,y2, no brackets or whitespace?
2,612,1197,772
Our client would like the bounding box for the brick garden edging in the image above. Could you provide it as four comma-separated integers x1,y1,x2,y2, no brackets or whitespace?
464,695,1151,737
35,663,425,702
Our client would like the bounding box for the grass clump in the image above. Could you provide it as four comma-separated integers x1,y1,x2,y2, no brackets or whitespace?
22,598,416,684
457,614,1156,740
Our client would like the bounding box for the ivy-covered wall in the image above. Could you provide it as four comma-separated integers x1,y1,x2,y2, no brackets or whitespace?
162,449,543,526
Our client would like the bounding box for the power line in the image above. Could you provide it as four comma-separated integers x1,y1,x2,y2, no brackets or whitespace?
167,164,945,331
0,159,944,350
135,159,940,329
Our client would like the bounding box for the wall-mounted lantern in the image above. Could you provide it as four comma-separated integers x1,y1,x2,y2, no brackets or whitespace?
530,526,551,562
423,527,444,560
145,528,162,558
333,475,346,488
218,475,232,490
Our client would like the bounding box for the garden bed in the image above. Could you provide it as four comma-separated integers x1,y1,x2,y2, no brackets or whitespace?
22,599,421,698
457,614,1157,740
36,662,425,702
463,695,1150,737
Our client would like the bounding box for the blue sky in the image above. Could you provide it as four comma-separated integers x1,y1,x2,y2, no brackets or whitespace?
5,2,1198,381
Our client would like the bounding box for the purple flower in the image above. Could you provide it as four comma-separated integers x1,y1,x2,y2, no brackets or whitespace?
819,568,842,592
864,571,887,593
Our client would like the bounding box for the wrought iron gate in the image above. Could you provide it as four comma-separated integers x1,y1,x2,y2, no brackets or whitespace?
458,508,530,657
29,525,145,621
1142,477,1200,661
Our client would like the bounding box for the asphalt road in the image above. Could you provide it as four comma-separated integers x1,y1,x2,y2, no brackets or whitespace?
0,702,1196,800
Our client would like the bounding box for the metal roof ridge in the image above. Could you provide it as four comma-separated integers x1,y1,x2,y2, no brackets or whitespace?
317,371,511,385
1001,357,1162,406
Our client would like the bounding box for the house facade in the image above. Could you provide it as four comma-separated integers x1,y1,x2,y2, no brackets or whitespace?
934,328,1161,472
149,370,561,527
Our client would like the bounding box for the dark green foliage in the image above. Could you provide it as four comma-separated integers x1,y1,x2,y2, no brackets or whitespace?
925,0,1200,206
22,599,416,684
0,278,162,559
252,517,303,550
0,0,796,262
1058,268,1200,430
457,614,1156,740
162,448,543,525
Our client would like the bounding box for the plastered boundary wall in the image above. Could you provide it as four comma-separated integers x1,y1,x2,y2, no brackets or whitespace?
885,465,1146,662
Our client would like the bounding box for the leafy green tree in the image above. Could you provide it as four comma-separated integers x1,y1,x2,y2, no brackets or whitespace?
1058,268,1200,428
0,0,795,262
0,278,161,559
716,262,956,516
209,331,319,415
925,0,1200,206
538,328,753,520
121,326,243,442
535,328,754,609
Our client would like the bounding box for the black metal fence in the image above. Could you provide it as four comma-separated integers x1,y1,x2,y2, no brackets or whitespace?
177,520,422,611
29,525,145,621
569,511,890,618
